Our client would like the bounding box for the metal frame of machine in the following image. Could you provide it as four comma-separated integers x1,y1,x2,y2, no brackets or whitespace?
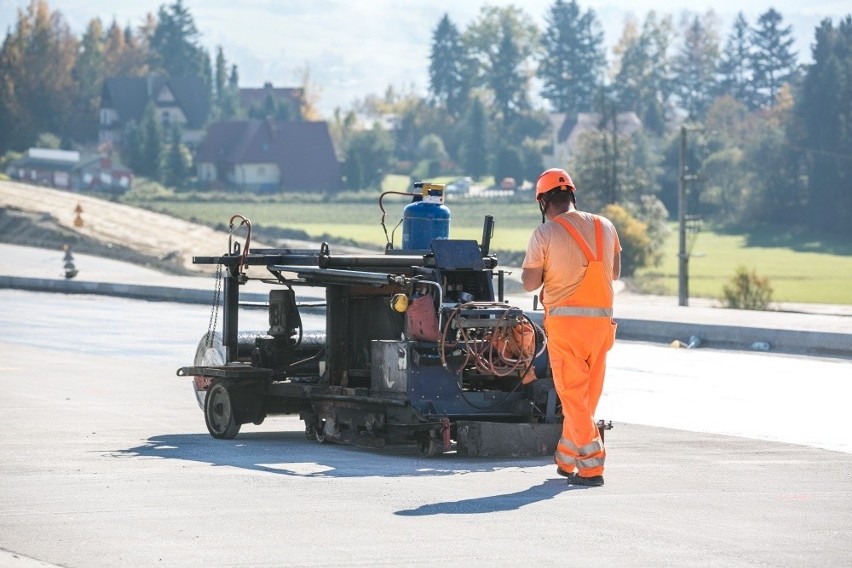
177,199,573,456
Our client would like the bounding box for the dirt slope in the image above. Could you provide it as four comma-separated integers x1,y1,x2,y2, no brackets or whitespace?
0,180,270,274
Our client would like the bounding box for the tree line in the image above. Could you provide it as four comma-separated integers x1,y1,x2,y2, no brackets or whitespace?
1,0,851,239
0,0,293,184
333,2,851,240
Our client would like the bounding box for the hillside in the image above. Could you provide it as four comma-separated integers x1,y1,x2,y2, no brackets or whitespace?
0,180,383,275
0,180,276,274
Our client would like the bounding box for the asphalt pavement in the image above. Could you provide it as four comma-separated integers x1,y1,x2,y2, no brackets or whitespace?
2,242,850,358
2,244,852,567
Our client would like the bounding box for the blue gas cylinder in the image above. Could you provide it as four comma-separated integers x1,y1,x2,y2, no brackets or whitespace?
402,184,450,250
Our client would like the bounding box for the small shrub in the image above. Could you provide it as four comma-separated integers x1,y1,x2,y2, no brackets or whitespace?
722,265,773,310
599,203,651,277
0,150,22,171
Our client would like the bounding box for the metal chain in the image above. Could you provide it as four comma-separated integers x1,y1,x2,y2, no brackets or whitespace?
206,263,222,348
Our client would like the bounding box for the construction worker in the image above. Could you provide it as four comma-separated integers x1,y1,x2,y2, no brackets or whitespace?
521,168,621,487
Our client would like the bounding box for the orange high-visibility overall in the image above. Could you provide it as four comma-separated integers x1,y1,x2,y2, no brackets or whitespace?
547,216,617,478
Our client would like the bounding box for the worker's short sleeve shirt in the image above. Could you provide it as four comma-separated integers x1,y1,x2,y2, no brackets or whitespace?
522,211,621,307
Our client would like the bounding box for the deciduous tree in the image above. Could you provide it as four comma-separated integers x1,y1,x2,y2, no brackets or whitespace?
0,0,78,152
463,5,538,131
611,12,675,134
342,126,394,190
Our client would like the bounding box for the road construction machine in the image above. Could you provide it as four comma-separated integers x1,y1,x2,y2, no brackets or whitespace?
177,183,598,456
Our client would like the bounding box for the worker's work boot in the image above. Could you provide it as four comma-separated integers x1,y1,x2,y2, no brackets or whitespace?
555,466,574,478
566,473,604,487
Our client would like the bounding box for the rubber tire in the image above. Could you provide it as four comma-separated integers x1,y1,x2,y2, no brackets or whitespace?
417,433,441,457
314,419,328,443
204,379,241,439
193,331,225,410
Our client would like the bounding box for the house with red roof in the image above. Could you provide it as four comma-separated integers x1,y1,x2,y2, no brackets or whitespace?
195,119,343,193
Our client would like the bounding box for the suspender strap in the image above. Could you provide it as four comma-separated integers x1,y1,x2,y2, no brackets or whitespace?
554,216,603,262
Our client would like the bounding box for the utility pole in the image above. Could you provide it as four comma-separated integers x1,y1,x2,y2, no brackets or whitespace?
678,125,702,307
678,126,688,306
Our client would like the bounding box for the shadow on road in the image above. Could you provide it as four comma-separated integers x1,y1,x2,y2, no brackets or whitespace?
394,478,586,516
114,431,555,479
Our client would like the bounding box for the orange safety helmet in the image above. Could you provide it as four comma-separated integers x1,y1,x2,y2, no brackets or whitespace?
535,168,575,201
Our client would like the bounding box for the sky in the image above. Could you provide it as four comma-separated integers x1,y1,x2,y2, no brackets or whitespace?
1,1,849,117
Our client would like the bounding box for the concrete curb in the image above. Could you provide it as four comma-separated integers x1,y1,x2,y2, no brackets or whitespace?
3,275,850,359
0,275,269,304
523,309,852,360
614,318,852,359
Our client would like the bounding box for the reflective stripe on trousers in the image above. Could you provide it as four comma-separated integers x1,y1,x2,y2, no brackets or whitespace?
548,306,613,317
555,431,606,476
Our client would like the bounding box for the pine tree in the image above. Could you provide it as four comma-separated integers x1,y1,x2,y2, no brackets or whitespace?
141,102,163,180
165,123,191,187
74,18,106,141
149,0,210,87
220,64,241,118
428,14,470,119
539,0,605,113
797,17,852,235
213,46,228,118
489,21,529,124
717,13,754,107
750,9,797,108
121,120,145,173
460,96,489,179
671,13,720,120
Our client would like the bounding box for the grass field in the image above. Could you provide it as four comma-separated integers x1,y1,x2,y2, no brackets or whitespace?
636,225,852,305
144,198,852,305
146,196,540,251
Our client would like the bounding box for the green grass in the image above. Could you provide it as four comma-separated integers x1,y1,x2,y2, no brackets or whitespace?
143,198,852,305
147,196,540,251
636,224,852,305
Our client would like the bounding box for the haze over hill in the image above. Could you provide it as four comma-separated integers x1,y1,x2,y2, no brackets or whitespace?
1,0,846,116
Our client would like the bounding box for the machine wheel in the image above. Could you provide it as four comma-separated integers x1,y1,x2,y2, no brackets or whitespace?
193,331,225,410
204,379,241,439
417,432,441,457
304,423,317,440
314,419,328,443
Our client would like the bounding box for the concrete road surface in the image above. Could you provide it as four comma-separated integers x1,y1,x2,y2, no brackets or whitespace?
0,290,850,567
